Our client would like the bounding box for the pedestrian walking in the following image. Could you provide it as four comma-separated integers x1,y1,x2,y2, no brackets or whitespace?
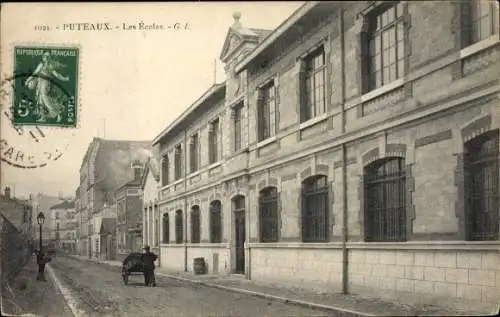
36,249,51,281
140,246,157,286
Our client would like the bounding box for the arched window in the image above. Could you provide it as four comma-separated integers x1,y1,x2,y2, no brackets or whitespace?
364,157,406,242
259,187,279,242
175,210,183,244
209,200,222,243
301,175,329,242
190,206,201,243
162,213,169,243
464,130,499,241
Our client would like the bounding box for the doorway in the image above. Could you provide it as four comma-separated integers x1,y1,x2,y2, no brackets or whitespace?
233,196,245,274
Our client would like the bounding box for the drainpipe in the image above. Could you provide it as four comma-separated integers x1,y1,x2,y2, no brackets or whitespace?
340,5,349,295
183,130,188,272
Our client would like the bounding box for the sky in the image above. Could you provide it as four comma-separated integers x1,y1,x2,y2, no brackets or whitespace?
0,2,304,199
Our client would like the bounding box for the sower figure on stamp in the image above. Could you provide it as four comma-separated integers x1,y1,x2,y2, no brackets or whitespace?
141,245,157,286
24,51,70,123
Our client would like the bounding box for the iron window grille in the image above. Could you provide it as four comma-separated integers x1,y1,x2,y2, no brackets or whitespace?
301,175,329,242
175,210,183,244
234,104,243,152
464,130,499,241
363,2,405,93
461,1,497,47
257,82,275,141
259,187,279,242
161,155,169,186
300,46,326,122
174,145,182,181
208,119,220,164
162,214,169,243
364,157,407,242
209,200,222,243
190,206,201,243
190,134,200,173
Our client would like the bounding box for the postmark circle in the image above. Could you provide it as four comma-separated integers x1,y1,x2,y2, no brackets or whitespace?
0,73,77,169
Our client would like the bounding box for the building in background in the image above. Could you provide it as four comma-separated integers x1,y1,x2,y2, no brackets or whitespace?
31,193,63,247
49,200,77,253
0,187,34,244
76,137,151,258
141,155,160,256
116,160,145,261
99,217,117,261
152,2,500,312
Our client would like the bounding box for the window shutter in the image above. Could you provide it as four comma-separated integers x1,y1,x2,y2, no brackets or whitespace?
208,129,213,163
460,2,471,48
273,84,279,135
362,174,372,241
276,191,281,241
256,89,265,140
359,29,371,94
298,61,307,122
216,121,222,161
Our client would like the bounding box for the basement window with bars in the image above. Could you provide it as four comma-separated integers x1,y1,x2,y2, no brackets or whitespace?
301,175,329,242
461,1,498,47
464,129,499,241
162,213,169,243
190,206,201,243
362,2,405,93
259,187,279,242
364,157,407,242
209,200,222,243
300,46,326,122
175,210,183,244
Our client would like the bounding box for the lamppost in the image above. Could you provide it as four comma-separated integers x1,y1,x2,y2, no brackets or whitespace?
36,212,45,280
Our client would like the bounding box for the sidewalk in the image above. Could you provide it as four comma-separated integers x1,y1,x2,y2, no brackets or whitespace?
2,256,74,317
71,255,479,316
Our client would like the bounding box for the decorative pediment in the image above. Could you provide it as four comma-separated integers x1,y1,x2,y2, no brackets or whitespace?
220,29,243,63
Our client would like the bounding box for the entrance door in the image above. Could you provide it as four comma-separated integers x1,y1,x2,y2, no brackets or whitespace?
233,196,245,274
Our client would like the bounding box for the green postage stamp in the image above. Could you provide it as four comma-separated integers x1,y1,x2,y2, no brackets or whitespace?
12,46,79,127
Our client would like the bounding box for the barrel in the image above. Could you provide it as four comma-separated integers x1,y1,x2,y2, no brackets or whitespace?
193,257,206,275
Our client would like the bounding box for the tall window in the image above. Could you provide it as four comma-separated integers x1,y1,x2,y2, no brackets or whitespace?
55,212,60,220
364,157,407,242
462,1,497,47
175,210,183,244
208,119,220,164
174,144,182,180
234,103,243,151
365,2,405,92
464,130,499,241
190,206,201,243
209,200,222,243
257,82,275,141
190,133,199,173
259,187,279,242
301,46,326,122
162,213,169,243
301,175,329,242
161,155,169,186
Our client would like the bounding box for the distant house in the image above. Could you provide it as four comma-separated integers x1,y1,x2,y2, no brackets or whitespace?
49,200,76,253
76,137,151,258
141,155,160,253
116,159,145,261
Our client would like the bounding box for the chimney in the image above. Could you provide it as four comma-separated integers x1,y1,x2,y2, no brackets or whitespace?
232,12,242,29
4,187,11,199
131,160,143,180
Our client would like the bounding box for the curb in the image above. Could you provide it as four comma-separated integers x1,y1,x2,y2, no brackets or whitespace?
70,255,375,317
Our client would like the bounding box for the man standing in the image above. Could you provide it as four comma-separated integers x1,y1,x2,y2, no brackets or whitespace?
140,246,157,286
36,249,51,281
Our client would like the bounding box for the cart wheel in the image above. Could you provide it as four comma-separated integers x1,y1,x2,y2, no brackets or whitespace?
122,273,128,285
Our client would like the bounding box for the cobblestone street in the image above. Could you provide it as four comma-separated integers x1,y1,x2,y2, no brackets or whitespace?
49,256,329,317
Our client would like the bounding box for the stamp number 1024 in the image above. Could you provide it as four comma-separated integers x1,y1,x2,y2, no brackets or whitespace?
12,46,79,128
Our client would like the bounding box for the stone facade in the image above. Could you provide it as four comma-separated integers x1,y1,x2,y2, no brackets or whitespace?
154,2,500,310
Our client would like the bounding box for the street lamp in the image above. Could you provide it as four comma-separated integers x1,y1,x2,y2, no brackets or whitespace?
36,212,45,281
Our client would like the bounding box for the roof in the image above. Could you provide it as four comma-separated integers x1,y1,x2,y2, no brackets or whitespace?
50,200,75,210
81,138,152,200
140,156,160,188
99,218,117,235
235,2,318,73
152,83,226,145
